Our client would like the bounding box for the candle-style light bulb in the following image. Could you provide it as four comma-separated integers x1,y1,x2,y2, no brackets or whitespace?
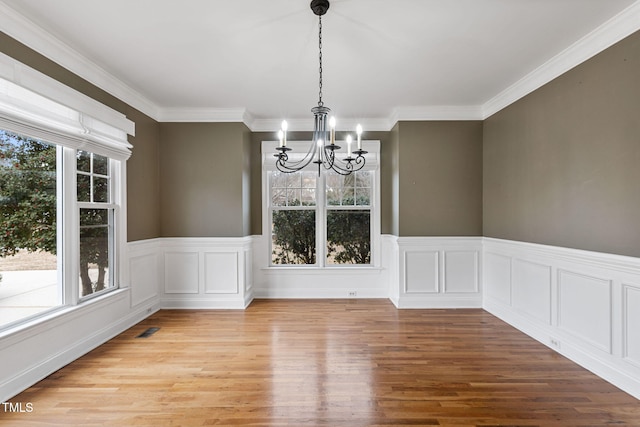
346,134,353,154
281,120,288,147
356,124,362,150
329,116,336,145
277,130,284,147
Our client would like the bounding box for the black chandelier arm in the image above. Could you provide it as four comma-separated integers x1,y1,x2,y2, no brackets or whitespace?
276,154,316,173
317,145,367,175
274,140,319,173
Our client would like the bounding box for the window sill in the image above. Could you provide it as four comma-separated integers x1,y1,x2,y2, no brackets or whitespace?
0,287,129,344
261,266,384,273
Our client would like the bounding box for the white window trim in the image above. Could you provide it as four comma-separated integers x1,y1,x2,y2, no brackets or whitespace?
0,54,133,327
261,140,381,269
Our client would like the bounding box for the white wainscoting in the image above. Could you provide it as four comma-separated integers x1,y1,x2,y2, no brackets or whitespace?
483,238,640,399
127,239,162,308
395,237,483,308
159,237,253,309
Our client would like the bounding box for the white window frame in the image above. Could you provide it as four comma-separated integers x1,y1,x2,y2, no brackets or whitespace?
0,53,133,328
76,150,119,301
262,140,381,269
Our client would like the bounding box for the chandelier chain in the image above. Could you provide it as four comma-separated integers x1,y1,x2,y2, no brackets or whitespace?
318,15,323,107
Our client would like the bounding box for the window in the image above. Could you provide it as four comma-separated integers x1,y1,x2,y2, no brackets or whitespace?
271,171,317,264
0,60,132,331
264,140,379,268
0,129,122,328
77,151,115,298
0,130,61,327
326,172,371,265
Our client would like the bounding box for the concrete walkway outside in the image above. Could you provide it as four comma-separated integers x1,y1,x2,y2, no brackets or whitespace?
0,270,59,327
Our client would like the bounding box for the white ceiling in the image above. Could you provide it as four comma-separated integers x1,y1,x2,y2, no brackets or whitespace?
1,0,639,130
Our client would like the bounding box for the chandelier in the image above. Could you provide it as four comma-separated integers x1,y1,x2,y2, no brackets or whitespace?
275,0,367,176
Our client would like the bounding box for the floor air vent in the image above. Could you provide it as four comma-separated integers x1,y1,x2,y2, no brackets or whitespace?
136,327,160,338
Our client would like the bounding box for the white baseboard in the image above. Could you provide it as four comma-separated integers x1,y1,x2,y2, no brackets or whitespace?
394,294,482,308
161,296,252,309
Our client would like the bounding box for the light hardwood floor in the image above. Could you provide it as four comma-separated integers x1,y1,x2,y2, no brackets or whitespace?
3,299,640,426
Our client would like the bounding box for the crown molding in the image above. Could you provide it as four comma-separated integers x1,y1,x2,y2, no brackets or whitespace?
482,0,640,119
391,106,484,123
156,107,251,124
249,117,393,133
0,0,160,120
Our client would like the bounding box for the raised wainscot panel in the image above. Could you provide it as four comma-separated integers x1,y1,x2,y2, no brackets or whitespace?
244,250,253,293
558,269,612,353
404,251,439,293
623,284,640,367
204,252,238,294
130,253,159,306
164,252,199,294
512,259,552,324
444,251,478,293
484,252,512,305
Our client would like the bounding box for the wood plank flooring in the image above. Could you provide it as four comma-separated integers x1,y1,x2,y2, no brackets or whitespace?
3,299,639,426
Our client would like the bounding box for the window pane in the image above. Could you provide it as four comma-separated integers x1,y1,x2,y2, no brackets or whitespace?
79,208,112,297
76,150,91,172
326,210,370,265
301,188,315,205
301,172,316,188
271,187,286,206
341,187,355,205
326,187,340,206
0,130,60,328
93,154,108,175
326,171,370,207
287,188,301,206
271,171,286,188
271,171,316,207
355,171,371,187
77,174,91,202
272,210,316,265
355,187,371,206
285,173,300,188
93,177,109,202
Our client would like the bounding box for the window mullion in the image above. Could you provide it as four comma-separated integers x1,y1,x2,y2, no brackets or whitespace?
62,146,79,306
317,173,326,267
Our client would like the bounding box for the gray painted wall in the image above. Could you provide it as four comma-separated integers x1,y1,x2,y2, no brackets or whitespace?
159,122,251,237
397,121,483,236
483,30,640,257
126,109,161,241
